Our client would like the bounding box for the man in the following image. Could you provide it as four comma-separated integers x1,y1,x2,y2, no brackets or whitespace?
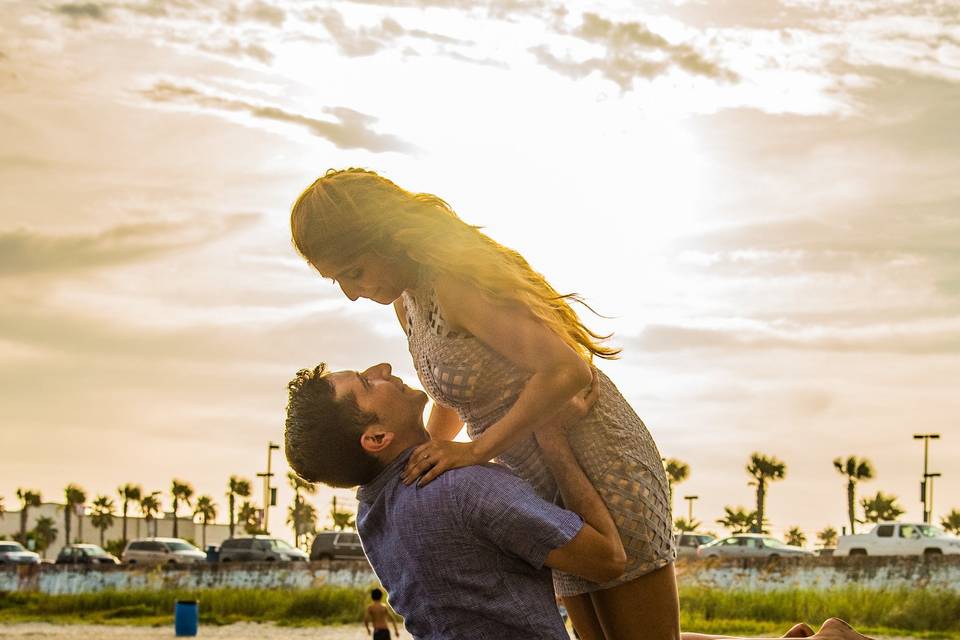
284,362,868,640
285,362,626,639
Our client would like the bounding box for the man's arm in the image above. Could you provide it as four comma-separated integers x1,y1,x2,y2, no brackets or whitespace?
363,605,372,634
538,416,627,583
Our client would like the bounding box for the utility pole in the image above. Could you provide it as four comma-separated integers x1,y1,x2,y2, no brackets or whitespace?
257,441,280,533
683,495,699,522
913,433,940,524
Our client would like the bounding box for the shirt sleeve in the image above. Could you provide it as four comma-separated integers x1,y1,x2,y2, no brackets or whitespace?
457,464,584,569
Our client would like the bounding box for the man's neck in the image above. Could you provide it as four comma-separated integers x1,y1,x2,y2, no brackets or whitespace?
377,426,429,467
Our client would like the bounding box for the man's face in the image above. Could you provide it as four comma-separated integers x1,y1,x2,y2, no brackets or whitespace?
327,363,428,435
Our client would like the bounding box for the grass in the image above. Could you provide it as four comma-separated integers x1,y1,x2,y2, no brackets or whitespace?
0,586,958,638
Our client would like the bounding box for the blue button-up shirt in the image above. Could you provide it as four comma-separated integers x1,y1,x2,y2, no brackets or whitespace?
356,447,583,640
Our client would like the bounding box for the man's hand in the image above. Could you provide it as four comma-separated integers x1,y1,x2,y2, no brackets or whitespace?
535,368,599,449
402,440,481,487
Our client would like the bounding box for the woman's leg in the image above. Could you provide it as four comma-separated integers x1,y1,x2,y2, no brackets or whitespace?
586,563,820,640
564,593,607,640
589,563,681,640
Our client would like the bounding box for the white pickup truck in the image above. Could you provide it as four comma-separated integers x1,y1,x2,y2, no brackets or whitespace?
834,522,960,556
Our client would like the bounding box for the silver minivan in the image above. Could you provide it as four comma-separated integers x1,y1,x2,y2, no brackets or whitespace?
121,537,207,566
218,536,308,563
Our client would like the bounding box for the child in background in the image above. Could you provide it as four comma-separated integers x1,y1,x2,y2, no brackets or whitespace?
364,588,400,639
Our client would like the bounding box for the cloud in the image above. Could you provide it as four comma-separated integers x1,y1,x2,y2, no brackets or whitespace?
532,12,738,89
53,2,109,20
224,0,285,27
201,39,273,64
0,213,259,277
307,9,471,57
625,319,960,355
141,81,418,154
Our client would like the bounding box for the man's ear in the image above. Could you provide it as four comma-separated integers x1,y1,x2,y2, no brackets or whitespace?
360,425,395,454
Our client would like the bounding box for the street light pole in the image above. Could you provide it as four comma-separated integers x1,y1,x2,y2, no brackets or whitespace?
913,433,940,524
683,495,699,522
258,442,281,533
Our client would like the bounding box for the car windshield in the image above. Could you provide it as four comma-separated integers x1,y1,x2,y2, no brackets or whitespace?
166,542,196,552
80,545,109,556
762,538,791,549
918,525,946,538
0,543,25,552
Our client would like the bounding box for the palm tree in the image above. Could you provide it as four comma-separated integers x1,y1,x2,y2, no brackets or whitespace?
860,491,904,523
673,517,700,533
662,458,690,514
63,484,86,545
287,500,318,549
833,456,874,534
15,488,42,543
170,479,194,538
746,453,786,533
817,526,839,548
90,495,116,547
288,472,318,547
940,509,960,535
785,526,806,547
193,496,217,548
226,476,252,538
0,495,5,519
330,496,356,531
237,501,260,534
32,516,58,557
140,492,162,537
117,484,142,546
717,506,757,534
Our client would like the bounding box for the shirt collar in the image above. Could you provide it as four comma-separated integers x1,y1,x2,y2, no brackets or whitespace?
356,447,416,504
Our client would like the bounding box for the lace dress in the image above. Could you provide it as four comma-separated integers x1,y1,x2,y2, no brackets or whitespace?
401,271,676,596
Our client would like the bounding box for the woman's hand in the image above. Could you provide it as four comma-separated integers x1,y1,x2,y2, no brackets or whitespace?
402,440,481,487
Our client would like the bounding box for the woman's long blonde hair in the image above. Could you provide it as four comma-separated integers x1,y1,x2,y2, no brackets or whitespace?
291,168,619,361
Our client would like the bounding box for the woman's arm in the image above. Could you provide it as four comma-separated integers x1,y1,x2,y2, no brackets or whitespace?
402,272,594,486
426,403,463,441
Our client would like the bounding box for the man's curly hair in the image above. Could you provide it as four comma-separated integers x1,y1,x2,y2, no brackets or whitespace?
284,364,382,488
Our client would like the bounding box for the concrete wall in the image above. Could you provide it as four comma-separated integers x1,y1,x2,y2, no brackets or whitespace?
675,556,960,592
0,561,377,595
2,557,958,596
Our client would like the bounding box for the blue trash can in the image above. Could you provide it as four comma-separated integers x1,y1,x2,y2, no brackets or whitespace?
174,599,199,637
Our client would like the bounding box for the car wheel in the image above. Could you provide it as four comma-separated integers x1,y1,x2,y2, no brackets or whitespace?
849,549,867,556
222,558,231,563
768,554,779,559
317,553,333,562
923,548,943,556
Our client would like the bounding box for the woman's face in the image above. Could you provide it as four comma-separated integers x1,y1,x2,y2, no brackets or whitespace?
313,252,417,305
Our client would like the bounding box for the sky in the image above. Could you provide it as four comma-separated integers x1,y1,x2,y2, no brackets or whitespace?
0,0,957,544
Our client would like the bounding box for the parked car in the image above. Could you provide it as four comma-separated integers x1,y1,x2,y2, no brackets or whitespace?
674,533,716,558
0,541,40,565
698,534,814,559
219,536,308,563
310,531,367,561
834,522,960,557
55,544,120,565
121,537,207,566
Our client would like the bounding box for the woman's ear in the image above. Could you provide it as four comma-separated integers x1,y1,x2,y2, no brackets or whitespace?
360,426,395,454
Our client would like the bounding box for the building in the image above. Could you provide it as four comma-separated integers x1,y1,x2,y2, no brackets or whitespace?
0,502,235,559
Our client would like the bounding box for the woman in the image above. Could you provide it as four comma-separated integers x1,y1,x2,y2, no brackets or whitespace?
291,168,673,639
289,170,876,640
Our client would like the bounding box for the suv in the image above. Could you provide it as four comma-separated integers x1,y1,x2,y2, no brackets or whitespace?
310,531,366,561
674,533,715,559
121,537,206,566
56,544,120,565
219,536,308,563
0,541,40,565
